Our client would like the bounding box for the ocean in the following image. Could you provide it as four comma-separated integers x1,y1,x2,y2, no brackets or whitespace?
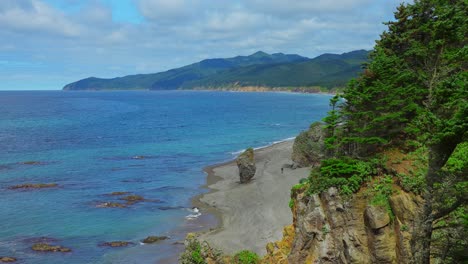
0,90,331,263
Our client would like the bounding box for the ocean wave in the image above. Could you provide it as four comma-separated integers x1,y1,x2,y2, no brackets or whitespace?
185,207,201,220
229,136,296,156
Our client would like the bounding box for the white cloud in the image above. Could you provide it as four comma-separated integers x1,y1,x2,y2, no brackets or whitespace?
137,0,199,22
248,0,373,17
0,0,405,90
0,0,82,37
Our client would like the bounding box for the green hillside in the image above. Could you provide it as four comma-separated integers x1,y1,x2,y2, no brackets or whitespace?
63,50,369,91
184,50,368,89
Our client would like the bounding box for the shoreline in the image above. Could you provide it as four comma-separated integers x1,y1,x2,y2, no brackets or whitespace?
59,88,337,96
161,138,300,263
191,139,310,256
191,139,296,235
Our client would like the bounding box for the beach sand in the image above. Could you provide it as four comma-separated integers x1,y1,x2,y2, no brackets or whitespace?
194,140,310,256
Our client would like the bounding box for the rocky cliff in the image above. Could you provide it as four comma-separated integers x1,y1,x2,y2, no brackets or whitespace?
263,185,423,264
291,122,326,168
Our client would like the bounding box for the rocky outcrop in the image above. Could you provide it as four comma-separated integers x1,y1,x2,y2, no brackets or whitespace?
0,257,16,262
263,225,295,264
236,148,256,183
8,183,58,190
96,202,128,208
141,236,169,244
283,185,423,264
291,122,326,168
31,243,71,252
119,195,145,204
99,241,134,247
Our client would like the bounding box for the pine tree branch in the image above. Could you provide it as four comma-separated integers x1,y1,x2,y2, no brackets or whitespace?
432,197,466,220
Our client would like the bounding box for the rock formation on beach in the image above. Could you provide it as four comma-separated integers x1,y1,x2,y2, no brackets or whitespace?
236,148,256,183
291,121,325,168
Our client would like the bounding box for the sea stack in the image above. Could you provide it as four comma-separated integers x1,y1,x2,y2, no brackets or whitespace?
236,148,256,183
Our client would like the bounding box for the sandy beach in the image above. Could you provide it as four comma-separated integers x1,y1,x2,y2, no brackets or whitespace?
194,140,310,256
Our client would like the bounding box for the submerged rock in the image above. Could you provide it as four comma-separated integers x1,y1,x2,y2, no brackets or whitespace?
21,161,44,165
31,243,71,252
236,148,256,183
99,241,133,247
9,183,58,190
0,257,17,262
108,191,130,196
96,202,127,208
141,236,169,244
119,195,145,204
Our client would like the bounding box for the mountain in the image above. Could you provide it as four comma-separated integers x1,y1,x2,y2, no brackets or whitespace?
182,50,369,89
63,50,369,91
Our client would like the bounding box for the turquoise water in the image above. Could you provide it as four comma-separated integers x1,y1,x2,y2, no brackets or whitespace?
0,91,331,263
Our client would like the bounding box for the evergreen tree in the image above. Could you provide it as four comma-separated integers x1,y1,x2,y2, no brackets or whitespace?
326,0,467,262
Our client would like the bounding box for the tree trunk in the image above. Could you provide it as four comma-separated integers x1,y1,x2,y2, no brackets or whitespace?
411,141,459,263
411,174,434,264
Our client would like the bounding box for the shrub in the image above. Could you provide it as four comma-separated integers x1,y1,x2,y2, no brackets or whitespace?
308,157,381,195
180,239,206,264
232,250,259,264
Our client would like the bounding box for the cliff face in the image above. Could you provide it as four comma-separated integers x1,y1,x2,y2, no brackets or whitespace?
291,122,326,168
263,185,423,264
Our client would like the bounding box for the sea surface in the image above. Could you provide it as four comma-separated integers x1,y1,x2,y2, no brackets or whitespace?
0,90,331,263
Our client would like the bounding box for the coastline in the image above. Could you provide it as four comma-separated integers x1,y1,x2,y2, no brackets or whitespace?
61,88,337,96
191,139,310,256
186,87,338,95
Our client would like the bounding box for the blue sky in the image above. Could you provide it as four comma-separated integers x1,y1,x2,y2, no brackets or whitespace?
0,0,405,90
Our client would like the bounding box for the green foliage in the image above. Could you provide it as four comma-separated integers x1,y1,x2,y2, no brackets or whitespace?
395,146,428,194
232,250,259,264
307,157,381,195
180,239,206,264
291,182,306,192
288,199,294,209
366,175,396,220
321,226,330,235
315,0,467,262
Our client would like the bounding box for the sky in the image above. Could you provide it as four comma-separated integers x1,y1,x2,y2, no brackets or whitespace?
0,0,405,90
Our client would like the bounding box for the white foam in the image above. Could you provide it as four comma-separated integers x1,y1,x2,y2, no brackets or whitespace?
185,207,201,220
229,136,296,156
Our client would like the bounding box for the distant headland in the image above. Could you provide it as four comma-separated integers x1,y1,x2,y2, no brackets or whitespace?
62,50,369,92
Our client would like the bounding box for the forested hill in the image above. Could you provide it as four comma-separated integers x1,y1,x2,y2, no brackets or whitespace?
62,50,369,91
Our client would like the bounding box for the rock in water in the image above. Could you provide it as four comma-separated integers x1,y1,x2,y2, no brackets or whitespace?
0,257,17,262
99,241,133,247
236,148,256,183
141,236,169,244
31,243,71,252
